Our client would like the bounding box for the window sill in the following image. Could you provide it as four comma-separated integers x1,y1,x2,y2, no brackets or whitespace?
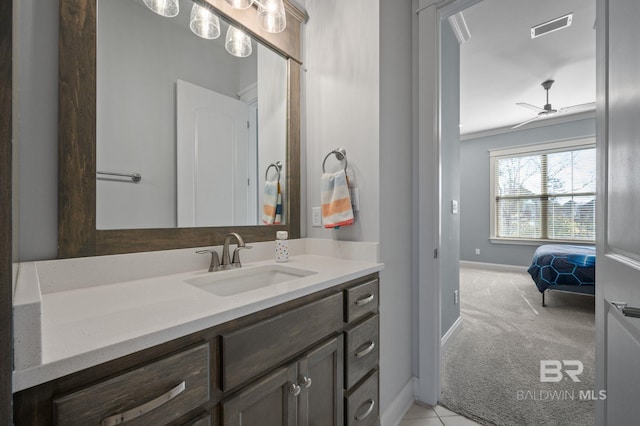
490,238,596,246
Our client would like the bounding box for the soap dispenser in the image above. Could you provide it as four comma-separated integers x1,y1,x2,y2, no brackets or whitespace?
275,231,289,263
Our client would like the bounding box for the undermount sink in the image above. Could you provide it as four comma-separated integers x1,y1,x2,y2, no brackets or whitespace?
184,265,317,297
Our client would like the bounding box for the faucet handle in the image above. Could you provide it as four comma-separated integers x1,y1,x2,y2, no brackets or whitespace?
196,249,222,272
231,245,252,267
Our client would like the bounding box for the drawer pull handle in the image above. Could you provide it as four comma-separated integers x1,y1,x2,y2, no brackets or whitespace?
301,376,313,388
355,399,375,421
288,383,302,396
355,294,374,306
355,341,376,358
101,381,186,426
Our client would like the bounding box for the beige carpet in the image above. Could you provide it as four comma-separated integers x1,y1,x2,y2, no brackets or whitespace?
440,266,596,426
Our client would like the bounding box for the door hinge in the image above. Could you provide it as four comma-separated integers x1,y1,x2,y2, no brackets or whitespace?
434,248,438,259
247,121,250,128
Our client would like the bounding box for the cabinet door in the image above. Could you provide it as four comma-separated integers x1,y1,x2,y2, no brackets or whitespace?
298,336,344,426
222,364,297,426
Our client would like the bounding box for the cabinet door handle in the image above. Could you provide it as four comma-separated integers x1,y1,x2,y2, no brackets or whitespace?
355,341,375,358
288,383,301,396
355,399,375,421
355,294,374,306
101,381,186,426
301,376,312,388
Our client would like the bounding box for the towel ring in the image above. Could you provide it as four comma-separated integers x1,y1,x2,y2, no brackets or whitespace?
265,161,282,181
322,147,348,173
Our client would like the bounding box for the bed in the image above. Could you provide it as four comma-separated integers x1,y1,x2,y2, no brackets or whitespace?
527,244,596,306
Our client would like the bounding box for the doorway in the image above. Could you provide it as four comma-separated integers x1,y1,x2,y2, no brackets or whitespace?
415,0,597,419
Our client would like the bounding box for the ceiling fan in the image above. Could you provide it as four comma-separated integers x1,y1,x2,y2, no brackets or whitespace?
512,79,595,129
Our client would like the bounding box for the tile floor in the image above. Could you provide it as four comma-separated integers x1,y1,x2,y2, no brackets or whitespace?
399,403,482,426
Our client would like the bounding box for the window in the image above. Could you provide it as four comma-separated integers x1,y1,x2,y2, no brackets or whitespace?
490,138,596,243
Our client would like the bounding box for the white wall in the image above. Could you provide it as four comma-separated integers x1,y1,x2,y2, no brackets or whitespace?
304,0,380,242
304,0,415,415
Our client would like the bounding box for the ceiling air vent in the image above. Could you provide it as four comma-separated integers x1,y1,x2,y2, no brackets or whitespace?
531,13,573,39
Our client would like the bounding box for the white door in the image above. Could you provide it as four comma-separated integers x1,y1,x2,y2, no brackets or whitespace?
176,80,256,227
596,0,640,424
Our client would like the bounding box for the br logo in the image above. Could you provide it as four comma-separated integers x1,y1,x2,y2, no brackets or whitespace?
540,360,584,382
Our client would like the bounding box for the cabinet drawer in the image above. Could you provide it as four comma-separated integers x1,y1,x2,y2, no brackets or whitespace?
186,414,212,426
53,343,210,426
222,292,343,390
346,371,379,426
345,279,379,323
345,314,379,390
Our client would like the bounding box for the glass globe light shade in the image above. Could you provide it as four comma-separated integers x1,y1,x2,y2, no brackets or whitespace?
224,0,254,10
190,3,221,39
225,25,253,57
142,0,179,17
257,0,286,33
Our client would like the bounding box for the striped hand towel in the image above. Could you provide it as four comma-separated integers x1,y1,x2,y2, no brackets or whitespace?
262,181,283,225
321,170,354,228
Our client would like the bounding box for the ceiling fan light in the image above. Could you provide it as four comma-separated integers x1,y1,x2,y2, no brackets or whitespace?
190,3,221,39
224,0,254,10
143,0,179,17
257,0,287,33
225,25,253,57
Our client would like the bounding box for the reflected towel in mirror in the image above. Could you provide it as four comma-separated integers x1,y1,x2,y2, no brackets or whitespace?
262,181,282,225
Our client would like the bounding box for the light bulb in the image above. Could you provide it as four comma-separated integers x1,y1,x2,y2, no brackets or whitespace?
190,3,221,39
225,25,253,58
257,0,286,33
224,0,254,10
142,0,179,17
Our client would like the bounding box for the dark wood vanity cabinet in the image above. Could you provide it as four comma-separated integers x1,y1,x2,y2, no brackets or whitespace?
13,273,380,426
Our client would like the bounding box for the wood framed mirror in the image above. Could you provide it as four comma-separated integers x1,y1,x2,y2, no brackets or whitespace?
58,0,305,258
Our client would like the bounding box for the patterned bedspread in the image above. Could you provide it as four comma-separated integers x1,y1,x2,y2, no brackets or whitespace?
527,244,596,293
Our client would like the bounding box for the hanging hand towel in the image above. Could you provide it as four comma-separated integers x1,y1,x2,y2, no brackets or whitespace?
321,170,354,228
262,180,283,225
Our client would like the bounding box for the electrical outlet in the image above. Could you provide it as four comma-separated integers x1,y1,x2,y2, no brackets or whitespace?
475,248,480,255
451,200,458,214
312,207,322,227
454,290,459,305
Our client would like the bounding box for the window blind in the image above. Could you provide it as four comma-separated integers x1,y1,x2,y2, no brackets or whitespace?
493,145,596,241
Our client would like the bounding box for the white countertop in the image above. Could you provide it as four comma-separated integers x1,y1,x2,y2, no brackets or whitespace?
13,239,382,392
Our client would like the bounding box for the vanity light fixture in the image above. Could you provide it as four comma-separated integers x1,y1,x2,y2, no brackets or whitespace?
225,0,287,33
225,25,253,57
190,3,221,39
143,0,179,17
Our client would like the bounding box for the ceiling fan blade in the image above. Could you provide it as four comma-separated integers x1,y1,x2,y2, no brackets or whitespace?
512,116,541,129
516,102,545,113
559,102,596,114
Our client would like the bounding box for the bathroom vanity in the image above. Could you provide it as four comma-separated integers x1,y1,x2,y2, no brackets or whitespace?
12,241,383,426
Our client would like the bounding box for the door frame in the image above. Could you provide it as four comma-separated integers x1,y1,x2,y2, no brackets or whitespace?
414,0,483,405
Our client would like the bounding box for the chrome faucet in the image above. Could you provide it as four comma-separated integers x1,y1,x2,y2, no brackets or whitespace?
221,232,252,269
196,249,222,272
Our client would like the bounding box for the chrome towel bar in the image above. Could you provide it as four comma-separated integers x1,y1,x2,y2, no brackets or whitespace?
265,161,282,181
97,171,142,183
322,147,348,173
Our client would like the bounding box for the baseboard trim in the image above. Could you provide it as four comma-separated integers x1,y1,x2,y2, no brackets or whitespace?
380,377,416,426
441,316,462,353
460,260,528,274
